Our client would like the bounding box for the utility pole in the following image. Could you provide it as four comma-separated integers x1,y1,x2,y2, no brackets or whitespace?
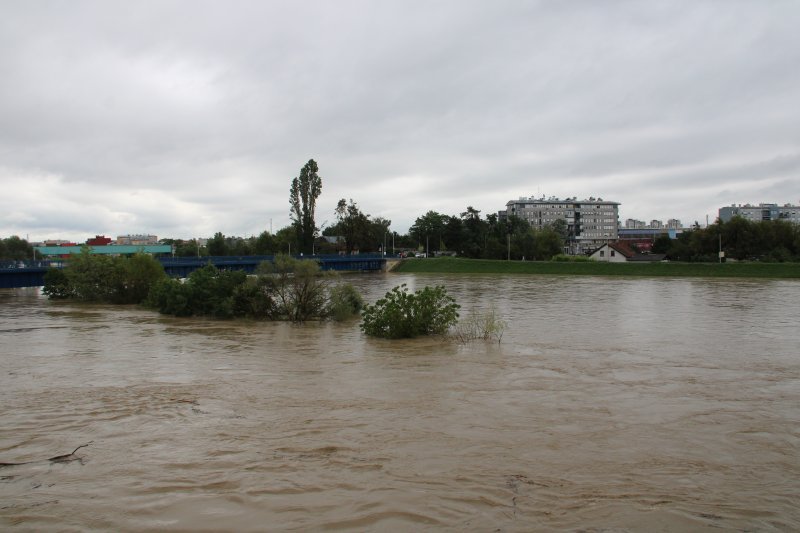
507,233,511,260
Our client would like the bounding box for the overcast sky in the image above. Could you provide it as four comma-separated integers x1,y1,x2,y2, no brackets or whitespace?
2,0,799,242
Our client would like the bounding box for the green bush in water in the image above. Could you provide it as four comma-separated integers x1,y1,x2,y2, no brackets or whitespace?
360,283,460,339
326,283,364,321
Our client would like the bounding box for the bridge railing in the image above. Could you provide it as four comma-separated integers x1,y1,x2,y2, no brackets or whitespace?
157,254,386,276
0,260,62,269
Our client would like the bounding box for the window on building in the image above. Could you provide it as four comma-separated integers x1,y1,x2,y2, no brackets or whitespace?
611,250,615,257
599,250,605,257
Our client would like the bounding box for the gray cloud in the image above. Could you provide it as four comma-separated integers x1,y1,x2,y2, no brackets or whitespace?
2,0,799,241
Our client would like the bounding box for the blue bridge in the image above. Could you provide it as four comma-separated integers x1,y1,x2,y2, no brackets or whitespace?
0,255,387,289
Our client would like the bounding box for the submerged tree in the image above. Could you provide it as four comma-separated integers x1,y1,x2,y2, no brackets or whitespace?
42,248,167,304
257,254,330,322
360,283,460,339
290,159,323,254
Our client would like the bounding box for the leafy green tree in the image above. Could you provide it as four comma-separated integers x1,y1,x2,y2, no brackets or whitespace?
441,216,466,254
652,234,672,254
43,249,167,303
231,277,277,318
533,227,564,259
146,278,194,316
549,218,569,242
335,198,370,254
187,265,247,317
63,247,121,301
459,206,486,257
207,232,228,256
366,216,392,253
0,236,33,260
42,268,73,299
290,159,323,254
172,239,203,257
661,217,800,262
409,211,448,252
252,231,276,255
114,253,169,304
273,225,299,255
225,236,252,256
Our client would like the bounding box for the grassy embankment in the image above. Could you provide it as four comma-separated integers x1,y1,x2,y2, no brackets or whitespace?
394,257,800,279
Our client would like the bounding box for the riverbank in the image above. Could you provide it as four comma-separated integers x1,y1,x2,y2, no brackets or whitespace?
394,256,800,278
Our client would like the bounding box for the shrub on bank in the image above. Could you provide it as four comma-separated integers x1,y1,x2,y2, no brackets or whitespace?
360,283,460,339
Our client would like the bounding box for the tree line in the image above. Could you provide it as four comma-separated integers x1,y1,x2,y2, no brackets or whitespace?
0,236,33,261
43,250,364,322
652,217,800,262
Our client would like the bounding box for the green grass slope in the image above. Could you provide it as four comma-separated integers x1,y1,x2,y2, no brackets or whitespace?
394,257,800,279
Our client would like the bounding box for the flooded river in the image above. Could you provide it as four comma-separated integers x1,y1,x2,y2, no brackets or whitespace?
1,273,798,531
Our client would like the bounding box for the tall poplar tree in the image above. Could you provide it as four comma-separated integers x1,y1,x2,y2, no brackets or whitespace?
289,159,322,254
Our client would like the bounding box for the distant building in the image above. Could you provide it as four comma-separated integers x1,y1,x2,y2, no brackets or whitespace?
719,203,800,223
625,219,646,229
86,235,112,246
624,217,682,234
589,242,631,263
117,234,158,245
504,196,619,254
42,239,72,247
589,242,666,263
617,227,682,252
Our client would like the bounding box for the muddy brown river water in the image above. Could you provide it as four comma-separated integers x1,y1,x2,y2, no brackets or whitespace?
1,273,799,531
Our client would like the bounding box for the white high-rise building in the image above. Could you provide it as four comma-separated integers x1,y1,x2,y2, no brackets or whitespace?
505,196,620,254
719,203,800,223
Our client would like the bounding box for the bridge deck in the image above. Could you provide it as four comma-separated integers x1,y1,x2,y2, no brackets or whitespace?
0,255,386,288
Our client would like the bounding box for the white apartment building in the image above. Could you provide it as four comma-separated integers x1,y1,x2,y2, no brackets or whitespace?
626,218,682,230
117,234,159,245
505,196,620,254
625,219,646,229
719,203,800,223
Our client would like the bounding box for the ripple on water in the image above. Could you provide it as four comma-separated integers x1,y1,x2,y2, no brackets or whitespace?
1,278,799,531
